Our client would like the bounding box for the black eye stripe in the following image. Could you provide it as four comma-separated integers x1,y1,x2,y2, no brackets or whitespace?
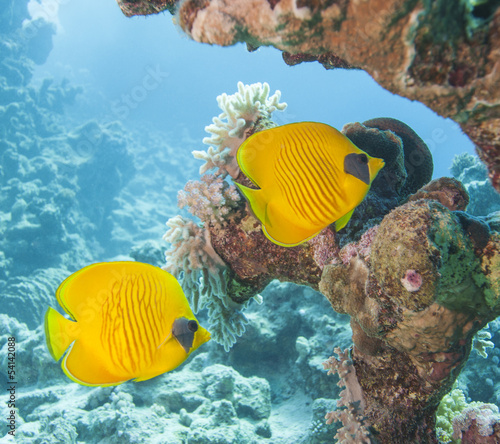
187,320,198,332
358,154,368,164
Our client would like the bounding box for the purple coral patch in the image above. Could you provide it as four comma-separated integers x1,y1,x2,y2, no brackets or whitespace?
400,269,422,292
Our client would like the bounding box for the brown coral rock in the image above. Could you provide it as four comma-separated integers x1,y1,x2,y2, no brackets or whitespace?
408,177,469,211
208,211,339,298
116,0,177,16
319,198,500,442
371,200,488,313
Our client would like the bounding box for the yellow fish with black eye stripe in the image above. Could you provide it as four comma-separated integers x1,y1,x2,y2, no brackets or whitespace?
235,122,385,247
44,261,210,386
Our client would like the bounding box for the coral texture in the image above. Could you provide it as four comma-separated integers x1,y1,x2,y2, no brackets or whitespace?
115,0,500,192
452,403,500,442
451,153,500,216
323,348,371,443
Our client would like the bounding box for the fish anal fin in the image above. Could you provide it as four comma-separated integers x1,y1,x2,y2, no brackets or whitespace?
62,341,129,387
335,208,355,232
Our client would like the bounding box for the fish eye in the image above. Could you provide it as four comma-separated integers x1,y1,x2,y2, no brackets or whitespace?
358,154,368,164
187,320,198,332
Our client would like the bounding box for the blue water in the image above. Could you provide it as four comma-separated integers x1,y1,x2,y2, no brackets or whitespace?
0,1,498,443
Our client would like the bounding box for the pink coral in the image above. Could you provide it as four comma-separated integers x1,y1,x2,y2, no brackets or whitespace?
339,226,379,265
177,174,240,228
400,269,423,292
323,348,371,443
452,404,500,441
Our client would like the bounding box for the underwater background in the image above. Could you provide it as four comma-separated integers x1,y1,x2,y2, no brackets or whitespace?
1,0,499,443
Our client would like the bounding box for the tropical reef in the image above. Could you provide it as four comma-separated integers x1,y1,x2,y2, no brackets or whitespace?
161,82,500,443
1,1,500,443
115,0,500,196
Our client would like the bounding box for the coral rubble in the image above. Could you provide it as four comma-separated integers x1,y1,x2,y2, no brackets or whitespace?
115,0,500,192
163,82,500,443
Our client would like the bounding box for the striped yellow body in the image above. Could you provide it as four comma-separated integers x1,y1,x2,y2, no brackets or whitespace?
236,122,384,246
44,262,210,386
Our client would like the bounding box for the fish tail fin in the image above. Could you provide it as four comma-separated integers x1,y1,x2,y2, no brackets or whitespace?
44,307,78,361
234,182,267,223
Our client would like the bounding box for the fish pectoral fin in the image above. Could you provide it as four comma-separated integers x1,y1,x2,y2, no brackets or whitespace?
157,333,172,350
335,208,355,232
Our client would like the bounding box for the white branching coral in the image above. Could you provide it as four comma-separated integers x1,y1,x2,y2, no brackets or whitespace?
163,215,252,350
177,174,241,228
192,81,287,178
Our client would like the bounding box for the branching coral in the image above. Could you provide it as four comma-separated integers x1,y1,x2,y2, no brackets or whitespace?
323,348,371,443
163,215,227,312
163,215,255,350
177,174,241,228
473,327,495,358
192,81,287,178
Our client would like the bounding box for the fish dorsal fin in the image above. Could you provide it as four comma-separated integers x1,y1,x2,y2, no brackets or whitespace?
237,126,285,189
55,262,117,320
335,208,355,232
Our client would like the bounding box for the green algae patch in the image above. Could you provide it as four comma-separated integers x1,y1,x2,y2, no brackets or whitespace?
372,200,491,314
427,204,487,314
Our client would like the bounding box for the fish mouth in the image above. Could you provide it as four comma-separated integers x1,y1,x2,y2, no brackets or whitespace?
370,157,385,180
374,157,385,171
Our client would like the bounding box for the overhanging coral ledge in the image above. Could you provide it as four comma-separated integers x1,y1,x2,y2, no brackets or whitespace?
116,0,500,192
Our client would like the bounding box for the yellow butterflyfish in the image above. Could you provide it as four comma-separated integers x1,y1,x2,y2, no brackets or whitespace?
44,261,210,386
235,122,385,247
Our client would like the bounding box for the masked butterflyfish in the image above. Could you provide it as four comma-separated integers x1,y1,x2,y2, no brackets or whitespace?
44,261,210,386
235,122,385,247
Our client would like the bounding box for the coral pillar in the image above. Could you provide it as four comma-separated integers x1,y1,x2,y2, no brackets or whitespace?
319,199,500,442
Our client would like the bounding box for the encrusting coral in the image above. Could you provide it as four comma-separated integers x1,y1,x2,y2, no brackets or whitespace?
162,82,500,442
